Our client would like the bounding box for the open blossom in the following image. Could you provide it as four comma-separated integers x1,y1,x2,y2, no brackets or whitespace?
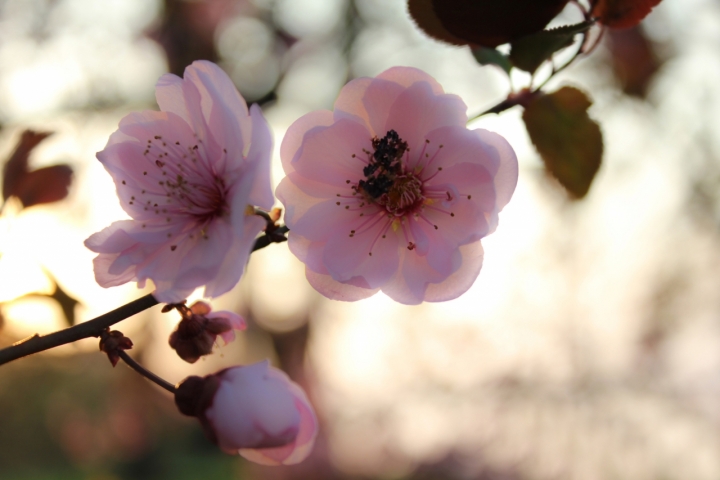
168,301,246,363
175,361,318,465
85,60,274,303
277,66,518,304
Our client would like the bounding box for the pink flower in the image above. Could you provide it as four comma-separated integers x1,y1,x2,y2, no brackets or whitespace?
85,61,274,303
276,67,518,304
175,361,318,465
168,300,246,363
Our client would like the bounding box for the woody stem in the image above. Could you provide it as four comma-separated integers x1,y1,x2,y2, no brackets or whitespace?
118,350,177,394
0,293,159,365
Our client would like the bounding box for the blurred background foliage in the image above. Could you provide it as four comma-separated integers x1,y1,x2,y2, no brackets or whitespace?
1,0,720,479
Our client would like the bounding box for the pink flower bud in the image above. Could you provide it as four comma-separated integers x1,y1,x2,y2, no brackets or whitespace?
175,360,318,465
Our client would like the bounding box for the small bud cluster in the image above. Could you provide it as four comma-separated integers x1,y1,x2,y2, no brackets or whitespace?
167,301,246,363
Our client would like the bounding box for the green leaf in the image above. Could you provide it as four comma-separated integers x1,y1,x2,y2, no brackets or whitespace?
522,86,603,198
471,46,512,74
509,21,593,73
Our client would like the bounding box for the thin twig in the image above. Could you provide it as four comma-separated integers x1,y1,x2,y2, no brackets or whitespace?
118,350,177,394
0,293,159,365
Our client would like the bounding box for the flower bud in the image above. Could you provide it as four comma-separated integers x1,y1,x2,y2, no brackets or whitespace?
168,301,246,363
99,330,133,367
174,360,318,465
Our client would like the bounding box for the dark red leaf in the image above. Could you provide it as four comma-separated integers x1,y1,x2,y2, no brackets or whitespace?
12,165,73,208
430,0,570,47
2,130,52,202
591,0,662,29
509,21,593,73
407,0,470,46
523,87,603,198
606,26,661,97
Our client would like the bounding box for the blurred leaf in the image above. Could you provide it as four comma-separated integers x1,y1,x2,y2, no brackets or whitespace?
20,274,80,327
2,130,52,202
13,165,73,208
429,0,570,47
607,26,661,97
407,0,469,46
48,280,80,327
472,46,512,74
1,130,73,210
591,0,662,29
523,87,603,198
510,21,593,73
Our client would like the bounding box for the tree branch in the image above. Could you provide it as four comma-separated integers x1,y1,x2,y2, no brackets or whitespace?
118,350,177,394
0,293,159,365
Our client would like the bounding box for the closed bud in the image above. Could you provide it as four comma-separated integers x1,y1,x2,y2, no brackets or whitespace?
174,360,318,465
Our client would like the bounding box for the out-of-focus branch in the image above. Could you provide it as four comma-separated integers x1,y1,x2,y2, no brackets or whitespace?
0,293,159,365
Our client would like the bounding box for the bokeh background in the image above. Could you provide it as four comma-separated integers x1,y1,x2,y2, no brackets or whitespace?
0,0,717,479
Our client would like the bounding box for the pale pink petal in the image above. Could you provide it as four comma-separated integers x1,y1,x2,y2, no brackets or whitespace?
285,198,363,242
382,82,467,151
287,235,329,275
245,104,274,210
473,129,518,210
305,268,379,301
207,363,300,452
290,119,372,187
155,72,191,125
418,125,500,174
204,214,265,298
334,77,405,136
376,66,445,94
280,110,334,174
332,76,373,128
323,215,400,287
239,368,318,465
84,220,141,254
92,253,136,287
424,242,484,302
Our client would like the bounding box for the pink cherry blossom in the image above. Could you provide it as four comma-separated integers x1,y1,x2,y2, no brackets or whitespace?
168,300,246,363
175,361,318,465
85,60,274,303
276,66,518,304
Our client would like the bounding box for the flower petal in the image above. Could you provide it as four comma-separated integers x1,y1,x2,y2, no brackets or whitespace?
280,109,334,174
305,268,379,301
383,81,467,151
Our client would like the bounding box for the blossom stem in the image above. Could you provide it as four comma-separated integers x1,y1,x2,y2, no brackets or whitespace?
252,225,289,252
117,350,177,394
0,293,159,366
